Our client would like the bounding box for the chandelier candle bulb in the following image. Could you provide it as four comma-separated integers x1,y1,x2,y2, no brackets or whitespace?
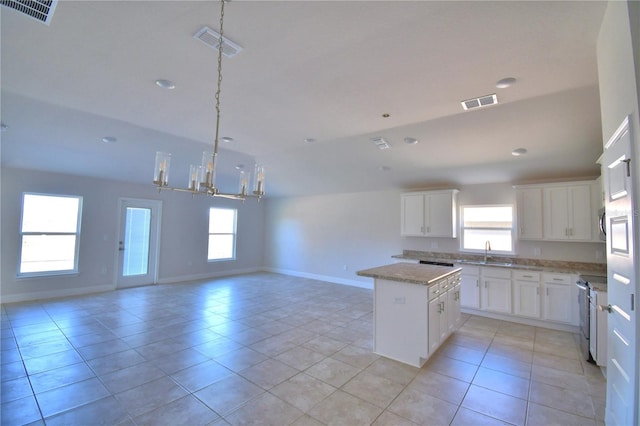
253,165,265,195
188,165,200,191
154,152,171,186
239,170,248,196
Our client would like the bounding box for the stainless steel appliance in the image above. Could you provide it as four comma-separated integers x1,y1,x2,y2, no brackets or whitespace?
575,277,593,362
577,274,608,362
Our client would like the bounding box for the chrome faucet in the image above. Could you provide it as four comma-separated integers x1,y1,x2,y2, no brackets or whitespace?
484,240,491,263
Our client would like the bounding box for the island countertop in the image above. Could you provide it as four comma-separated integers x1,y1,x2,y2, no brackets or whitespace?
357,262,461,285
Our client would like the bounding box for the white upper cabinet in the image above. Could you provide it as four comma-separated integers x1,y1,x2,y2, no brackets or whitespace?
401,190,459,238
515,187,543,240
515,180,598,242
543,184,592,241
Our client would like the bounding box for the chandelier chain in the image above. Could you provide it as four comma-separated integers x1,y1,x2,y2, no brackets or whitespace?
213,0,225,154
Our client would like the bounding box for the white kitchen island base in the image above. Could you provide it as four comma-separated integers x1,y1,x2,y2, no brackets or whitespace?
358,263,462,368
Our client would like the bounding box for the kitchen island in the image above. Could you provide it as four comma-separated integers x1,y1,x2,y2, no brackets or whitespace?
357,262,462,367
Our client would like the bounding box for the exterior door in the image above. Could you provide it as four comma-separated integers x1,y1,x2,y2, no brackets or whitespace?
603,117,637,426
116,198,162,288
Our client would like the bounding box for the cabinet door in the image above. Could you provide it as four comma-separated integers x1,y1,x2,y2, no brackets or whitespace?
516,188,543,240
460,274,480,309
568,185,592,240
427,192,455,237
543,283,573,323
544,187,570,239
513,280,541,318
428,296,442,354
448,283,462,331
481,278,512,313
401,194,425,236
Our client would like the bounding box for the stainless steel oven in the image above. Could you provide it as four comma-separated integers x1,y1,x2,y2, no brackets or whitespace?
575,278,592,362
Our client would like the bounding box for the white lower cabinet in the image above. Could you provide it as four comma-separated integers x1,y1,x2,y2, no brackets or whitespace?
513,271,541,318
457,266,579,328
480,267,512,314
459,265,480,309
542,273,578,325
428,274,462,355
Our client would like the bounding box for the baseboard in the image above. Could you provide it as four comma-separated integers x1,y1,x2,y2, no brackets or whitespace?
0,284,115,304
157,267,264,285
461,307,579,333
264,267,373,290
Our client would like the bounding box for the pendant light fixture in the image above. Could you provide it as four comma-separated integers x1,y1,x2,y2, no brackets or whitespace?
153,0,265,200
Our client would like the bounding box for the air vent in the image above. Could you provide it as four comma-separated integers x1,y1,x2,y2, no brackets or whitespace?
461,94,498,111
1,0,57,25
194,26,243,58
371,137,391,150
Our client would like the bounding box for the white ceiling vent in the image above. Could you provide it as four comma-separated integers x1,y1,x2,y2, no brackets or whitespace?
461,94,498,111
371,137,391,150
194,26,243,58
1,0,57,25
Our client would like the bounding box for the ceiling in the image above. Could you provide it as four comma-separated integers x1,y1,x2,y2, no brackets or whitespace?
0,0,608,198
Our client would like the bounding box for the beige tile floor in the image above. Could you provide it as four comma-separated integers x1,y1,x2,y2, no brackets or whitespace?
1,273,606,425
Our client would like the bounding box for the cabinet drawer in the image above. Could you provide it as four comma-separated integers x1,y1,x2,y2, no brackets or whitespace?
428,282,444,300
543,273,572,285
513,270,541,282
481,267,511,279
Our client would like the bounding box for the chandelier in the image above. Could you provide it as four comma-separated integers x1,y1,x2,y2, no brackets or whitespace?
152,0,265,201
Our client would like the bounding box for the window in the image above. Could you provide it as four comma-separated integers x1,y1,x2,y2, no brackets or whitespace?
461,205,514,253
208,208,237,261
19,193,83,276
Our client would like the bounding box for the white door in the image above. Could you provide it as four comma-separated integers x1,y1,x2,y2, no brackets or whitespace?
603,117,637,426
116,198,162,288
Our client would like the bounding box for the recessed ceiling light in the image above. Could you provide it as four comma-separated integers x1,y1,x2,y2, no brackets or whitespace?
235,164,244,170
221,136,234,143
303,138,316,144
382,113,390,118
378,165,391,171
496,77,517,89
512,148,527,156
102,136,117,143
155,79,176,90
404,137,419,145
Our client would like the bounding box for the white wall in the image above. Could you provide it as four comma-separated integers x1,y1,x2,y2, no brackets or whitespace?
264,190,402,288
264,183,606,288
0,167,265,302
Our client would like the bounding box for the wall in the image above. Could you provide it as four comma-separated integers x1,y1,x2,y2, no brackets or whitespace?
264,183,606,288
0,167,265,303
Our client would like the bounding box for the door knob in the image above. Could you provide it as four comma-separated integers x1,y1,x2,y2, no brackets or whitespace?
598,304,612,313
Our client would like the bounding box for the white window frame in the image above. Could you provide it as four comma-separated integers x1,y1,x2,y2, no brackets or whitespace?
208,207,237,262
460,204,515,254
18,192,83,277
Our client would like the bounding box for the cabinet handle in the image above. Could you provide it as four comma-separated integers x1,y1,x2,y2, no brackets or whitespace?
523,275,533,278
440,301,445,312
553,278,563,282
546,288,549,296
476,279,479,287
426,226,430,233
536,288,539,295
421,226,424,233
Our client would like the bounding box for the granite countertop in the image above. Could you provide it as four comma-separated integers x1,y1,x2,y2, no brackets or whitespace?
394,250,607,276
357,262,461,286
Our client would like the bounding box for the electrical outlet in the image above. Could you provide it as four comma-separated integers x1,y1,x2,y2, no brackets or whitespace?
343,264,348,271
394,297,406,304
430,241,439,249
533,247,541,256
